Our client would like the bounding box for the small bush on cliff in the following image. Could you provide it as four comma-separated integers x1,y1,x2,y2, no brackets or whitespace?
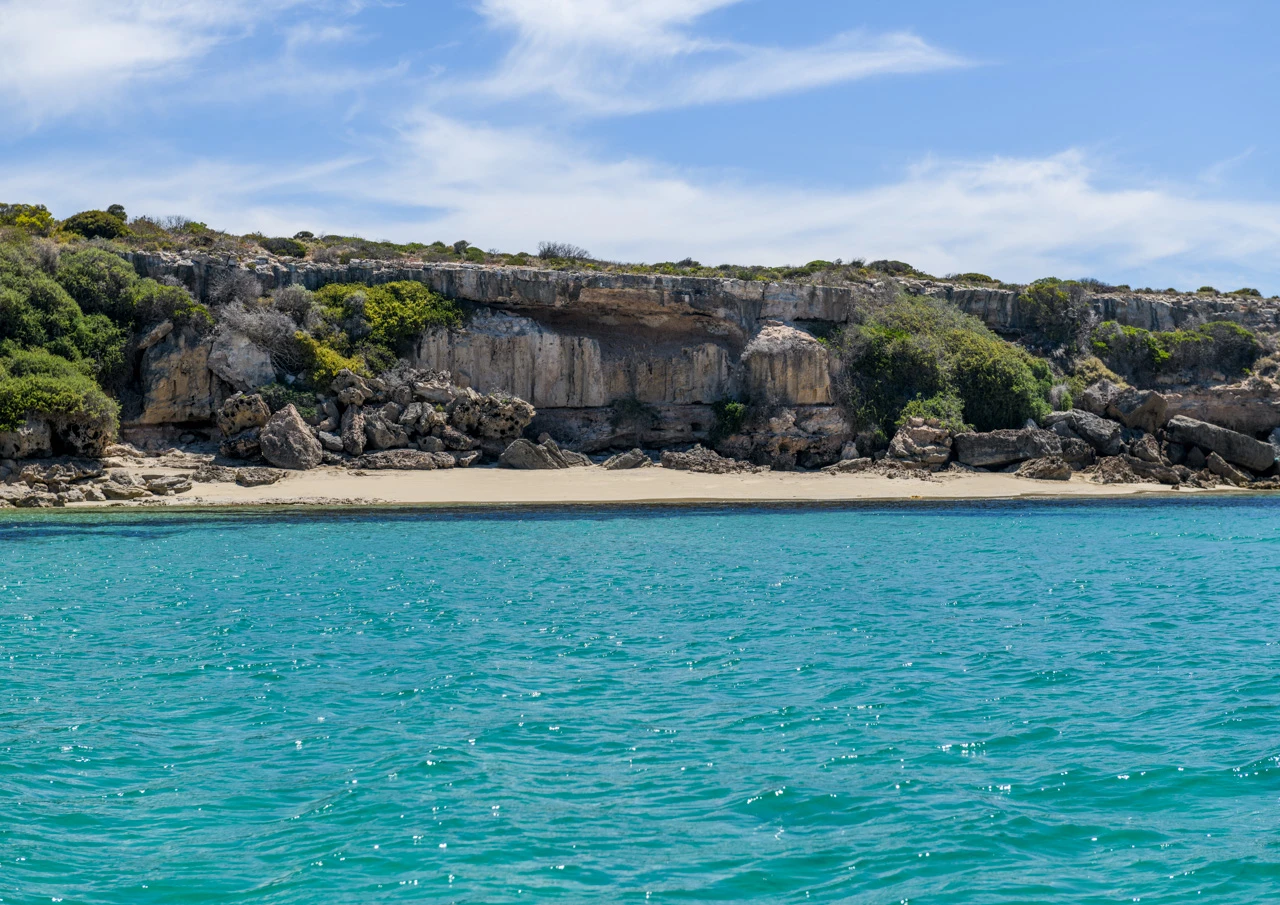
257,382,317,421
0,203,55,236
0,348,119,433
709,399,748,443
1019,277,1093,347
56,247,138,323
130,279,212,330
294,332,365,387
314,280,460,356
837,294,1052,434
1090,320,1261,382
260,236,308,258
61,210,131,240
897,392,971,433
539,241,591,261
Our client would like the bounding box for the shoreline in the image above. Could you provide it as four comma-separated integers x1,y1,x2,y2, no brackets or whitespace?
20,464,1253,513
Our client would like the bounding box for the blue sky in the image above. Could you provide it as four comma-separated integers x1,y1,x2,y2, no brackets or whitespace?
2,0,1278,291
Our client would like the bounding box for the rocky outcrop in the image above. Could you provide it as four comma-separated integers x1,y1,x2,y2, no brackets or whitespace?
0,417,52,459
739,322,832,405
1045,410,1123,457
259,405,323,470
1206,452,1252,487
887,418,952,469
498,437,587,469
356,450,455,470
715,406,849,470
661,445,764,474
953,428,1061,468
602,449,652,469
1165,415,1275,472
1164,378,1280,436
1080,381,1168,433
207,328,275,393
1017,457,1072,480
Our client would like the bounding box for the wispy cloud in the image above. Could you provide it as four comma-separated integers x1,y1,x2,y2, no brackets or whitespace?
469,0,967,113
0,0,315,125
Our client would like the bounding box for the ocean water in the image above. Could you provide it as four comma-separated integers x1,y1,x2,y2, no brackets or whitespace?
3,500,1280,904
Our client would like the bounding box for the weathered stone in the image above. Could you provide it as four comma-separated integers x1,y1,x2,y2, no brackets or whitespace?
1129,435,1164,463
51,412,114,457
498,438,562,469
102,482,150,500
145,475,193,496
715,406,850,470
441,426,479,451
1063,410,1123,456
417,435,445,453
14,491,61,508
1185,446,1207,470
258,405,323,470
364,414,409,451
739,321,833,405
0,417,52,459
448,393,536,446
1080,380,1124,418
822,457,874,474
341,405,366,457
207,328,275,393
356,450,454,470
216,393,271,437
454,450,481,467
1124,455,1181,485
1059,437,1096,469
1206,452,1252,487
1165,415,1276,472
102,443,146,459
887,418,952,468
953,428,1061,468
1107,388,1168,433
219,428,261,460
317,430,344,452
1164,378,1280,436
332,369,372,407
661,444,762,474
140,325,218,424
192,464,239,483
1017,456,1072,480
602,449,653,470
235,467,285,487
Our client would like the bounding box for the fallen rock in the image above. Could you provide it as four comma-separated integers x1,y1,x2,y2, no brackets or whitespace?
953,428,1061,468
317,430,344,452
1088,456,1147,485
1206,452,1252,487
340,406,366,457
822,457,874,474
1059,437,1097,470
1124,455,1181,485
355,450,455,470
102,442,146,459
453,451,481,467
1129,434,1164,463
259,405,324,470
208,328,275,393
887,418,952,469
235,467,285,487
1017,456,1072,481
1185,446,1207,470
192,464,239,483
661,444,763,474
1107,387,1168,433
216,393,271,437
602,449,653,470
539,435,591,467
145,475,193,496
101,482,150,500
1165,415,1276,473
14,491,61,508
332,369,373,407
499,438,562,469
1049,410,1123,456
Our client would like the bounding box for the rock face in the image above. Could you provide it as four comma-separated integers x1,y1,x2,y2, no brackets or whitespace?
0,417,53,459
1165,415,1275,472
953,428,1062,468
1164,378,1280,436
715,406,849,470
216,394,271,437
1080,381,1168,433
207,328,275,393
139,325,219,424
887,418,952,469
258,405,323,470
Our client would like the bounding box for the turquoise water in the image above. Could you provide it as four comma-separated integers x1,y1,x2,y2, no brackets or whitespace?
3,501,1280,904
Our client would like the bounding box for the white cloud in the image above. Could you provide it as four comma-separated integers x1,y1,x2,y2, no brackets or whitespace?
0,0,311,124
470,0,966,113
9,118,1280,292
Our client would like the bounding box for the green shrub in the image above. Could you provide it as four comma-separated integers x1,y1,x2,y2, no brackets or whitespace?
106,204,127,221
56,247,138,323
129,279,212,329
1019,277,1091,347
710,399,748,443
897,392,971,433
315,280,459,355
837,294,1054,433
61,210,131,240
0,203,55,235
261,236,307,258
1228,287,1262,297
0,348,119,432
867,260,917,276
294,332,365,387
256,381,318,421
953,272,995,283
1091,320,1261,381
464,246,486,263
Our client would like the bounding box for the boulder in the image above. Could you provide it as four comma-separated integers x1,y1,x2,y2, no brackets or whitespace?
738,321,833,405
0,417,52,459
1129,435,1163,464
216,394,271,437
207,329,275,393
1185,446,1207,470
356,450,455,470
454,451,481,467
953,428,1061,468
317,430,344,452
144,475,193,496
661,444,762,474
1206,452,1252,487
235,467,285,487
448,393,536,451
1165,416,1275,473
1059,437,1096,469
101,481,150,500
219,428,261,460
602,449,653,470
887,418,952,469
498,438,562,469
1107,387,1168,433
1124,455,1180,485
822,457,874,474
1079,380,1123,417
441,425,479,451
417,436,445,453
714,405,850,470
258,405,323,470
363,413,409,451
539,435,591,467
341,405,366,457
1061,410,1123,456
1017,456,1072,481
332,369,373,407
192,464,239,483
51,412,114,457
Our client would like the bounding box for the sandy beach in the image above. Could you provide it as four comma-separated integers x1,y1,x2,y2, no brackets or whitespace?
70,463,1229,510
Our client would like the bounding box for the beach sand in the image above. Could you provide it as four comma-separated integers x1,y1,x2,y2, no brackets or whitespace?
84,463,1226,509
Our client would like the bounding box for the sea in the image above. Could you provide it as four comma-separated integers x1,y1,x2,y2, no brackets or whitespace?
3,500,1279,903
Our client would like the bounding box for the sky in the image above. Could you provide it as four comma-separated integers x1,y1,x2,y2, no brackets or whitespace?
1,0,1278,291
